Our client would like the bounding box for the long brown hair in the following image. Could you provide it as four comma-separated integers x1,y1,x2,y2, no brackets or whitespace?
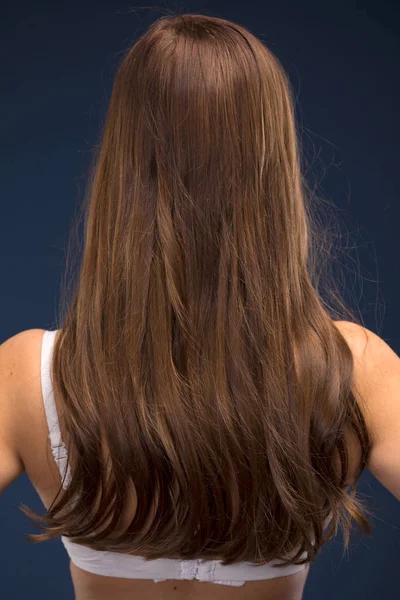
21,11,374,567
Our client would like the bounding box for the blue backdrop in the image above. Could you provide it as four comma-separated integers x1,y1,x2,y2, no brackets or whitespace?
1,0,399,598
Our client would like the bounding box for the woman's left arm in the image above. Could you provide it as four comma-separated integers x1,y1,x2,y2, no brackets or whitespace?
0,332,27,494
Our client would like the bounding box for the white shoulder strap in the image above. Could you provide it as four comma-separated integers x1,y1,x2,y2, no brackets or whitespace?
41,329,72,489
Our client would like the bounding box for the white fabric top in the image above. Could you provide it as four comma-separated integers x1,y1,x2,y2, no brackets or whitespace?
40,328,312,585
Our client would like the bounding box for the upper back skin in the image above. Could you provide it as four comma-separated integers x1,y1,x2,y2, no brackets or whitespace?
11,320,384,600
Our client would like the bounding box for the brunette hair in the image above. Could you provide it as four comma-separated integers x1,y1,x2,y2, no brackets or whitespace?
21,11,374,567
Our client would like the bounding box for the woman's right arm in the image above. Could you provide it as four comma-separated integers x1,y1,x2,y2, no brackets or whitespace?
337,320,400,501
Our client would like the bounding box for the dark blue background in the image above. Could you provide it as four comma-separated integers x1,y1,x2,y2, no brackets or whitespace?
1,1,399,598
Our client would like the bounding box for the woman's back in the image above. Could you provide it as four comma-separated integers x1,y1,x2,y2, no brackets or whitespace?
9,318,398,600
17,328,310,600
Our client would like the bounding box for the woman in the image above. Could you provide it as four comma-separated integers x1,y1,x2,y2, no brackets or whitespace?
1,12,399,600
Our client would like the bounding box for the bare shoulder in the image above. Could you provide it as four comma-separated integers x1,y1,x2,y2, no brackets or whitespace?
1,327,46,359
333,320,370,357
0,329,45,393
334,320,400,500
333,319,399,426
0,329,46,492
0,329,46,399
1,328,47,432
334,319,399,405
